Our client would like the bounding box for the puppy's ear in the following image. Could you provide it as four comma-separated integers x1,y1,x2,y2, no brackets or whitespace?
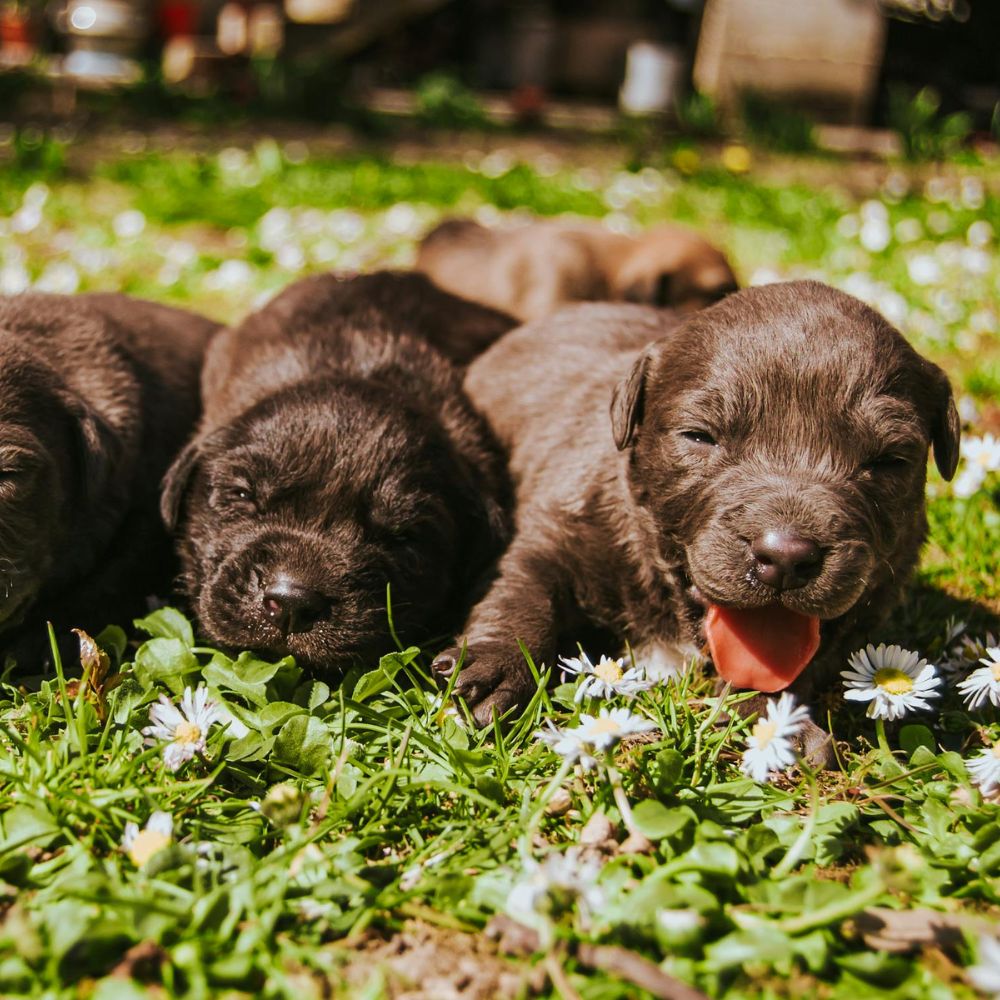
57,388,120,506
611,351,651,451
929,366,961,481
161,436,204,530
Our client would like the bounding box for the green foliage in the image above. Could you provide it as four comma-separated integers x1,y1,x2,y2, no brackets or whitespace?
739,92,816,153
889,86,973,162
414,73,491,130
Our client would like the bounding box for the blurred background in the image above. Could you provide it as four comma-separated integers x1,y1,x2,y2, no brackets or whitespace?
0,0,997,143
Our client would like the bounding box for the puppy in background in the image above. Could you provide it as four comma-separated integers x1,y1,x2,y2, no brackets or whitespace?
433,282,959,756
416,217,738,320
0,293,218,659
163,272,510,672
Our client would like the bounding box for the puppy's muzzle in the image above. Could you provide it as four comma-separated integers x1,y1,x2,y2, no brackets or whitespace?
262,574,330,635
749,529,823,592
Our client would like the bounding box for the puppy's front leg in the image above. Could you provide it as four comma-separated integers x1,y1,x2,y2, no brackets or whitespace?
433,535,563,727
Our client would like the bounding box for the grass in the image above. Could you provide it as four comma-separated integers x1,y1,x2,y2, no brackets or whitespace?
0,131,998,998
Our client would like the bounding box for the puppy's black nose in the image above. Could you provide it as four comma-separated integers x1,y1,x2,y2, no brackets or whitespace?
750,530,822,592
263,577,328,634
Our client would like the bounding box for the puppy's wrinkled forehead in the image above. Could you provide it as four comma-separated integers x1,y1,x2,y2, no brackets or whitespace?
655,282,934,454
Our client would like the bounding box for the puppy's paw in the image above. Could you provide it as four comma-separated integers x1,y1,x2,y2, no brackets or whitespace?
432,642,536,727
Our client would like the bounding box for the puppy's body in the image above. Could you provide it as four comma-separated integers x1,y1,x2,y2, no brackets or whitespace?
165,273,509,671
237,270,516,368
0,293,218,650
416,218,738,320
435,283,959,737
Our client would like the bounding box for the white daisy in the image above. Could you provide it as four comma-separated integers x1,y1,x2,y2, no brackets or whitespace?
505,847,605,947
559,650,655,702
957,648,1000,710
740,692,811,783
967,743,1000,799
968,933,1000,996
142,685,224,771
841,644,942,721
954,433,1000,498
574,707,658,752
122,811,173,866
536,719,598,771
942,631,997,674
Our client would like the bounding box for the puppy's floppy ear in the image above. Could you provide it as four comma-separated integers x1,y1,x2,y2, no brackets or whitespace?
56,388,121,506
928,364,961,481
161,435,205,530
611,350,651,451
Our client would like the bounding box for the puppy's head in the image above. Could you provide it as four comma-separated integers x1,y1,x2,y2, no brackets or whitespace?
163,378,504,670
612,225,738,313
612,280,959,691
0,355,116,631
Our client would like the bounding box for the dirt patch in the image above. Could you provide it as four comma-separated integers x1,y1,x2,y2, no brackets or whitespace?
335,920,544,1000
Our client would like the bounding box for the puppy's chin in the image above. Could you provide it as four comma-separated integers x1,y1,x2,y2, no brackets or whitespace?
0,584,40,631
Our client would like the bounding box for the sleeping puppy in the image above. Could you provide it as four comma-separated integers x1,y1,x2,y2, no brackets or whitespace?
433,282,960,754
0,292,218,657
162,272,510,671
416,217,738,321
250,270,516,366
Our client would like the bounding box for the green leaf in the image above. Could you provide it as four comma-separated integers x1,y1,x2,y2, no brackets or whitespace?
836,950,910,987
203,651,288,707
94,625,127,664
662,842,741,878
132,638,197,693
273,715,331,774
0,804,58,852
108,674,145,725
133,607,195,646
226,731,275,762
259,701,305,731
653,748,685,794
631,801,695,841
705,923,794,971
900,724,935,756
352,647,420,702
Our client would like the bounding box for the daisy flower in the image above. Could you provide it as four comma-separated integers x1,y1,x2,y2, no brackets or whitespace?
559,650,655,702
967,743,1000,799
536,719,598,771
968,933,1000,996
535,708,657,770
942,631,997,674
740,692,811,783
505,847,605,947
953,433,1000,498
122,811,173,867
142,685,224,771
957,648,1000,710
841,644,942,720
574,707,658,752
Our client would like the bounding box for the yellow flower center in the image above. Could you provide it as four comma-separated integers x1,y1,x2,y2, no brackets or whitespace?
976,451,993,468
874,667,913,695
992,743,1000,760
174,721,202,745
991,662,1000,683
594,659,623,684
128,829,171,866
590,717,621,736
752,719,777,748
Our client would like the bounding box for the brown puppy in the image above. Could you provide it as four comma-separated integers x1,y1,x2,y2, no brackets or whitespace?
416,218,738,320
163,272,510,672
247,270,517,367
0,292,218,657
433,282,959,752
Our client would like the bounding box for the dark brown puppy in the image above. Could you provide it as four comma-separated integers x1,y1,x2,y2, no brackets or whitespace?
247,270,517,366
416,218,738,321
434,281,959,751
163,272,510,672
0,292,218,656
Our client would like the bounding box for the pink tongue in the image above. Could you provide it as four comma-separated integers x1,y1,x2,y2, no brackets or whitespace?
705,604,820,692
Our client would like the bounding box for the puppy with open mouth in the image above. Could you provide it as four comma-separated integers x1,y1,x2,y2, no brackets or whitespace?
0,292,218,658
433,281,960,752
162,271,511,671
